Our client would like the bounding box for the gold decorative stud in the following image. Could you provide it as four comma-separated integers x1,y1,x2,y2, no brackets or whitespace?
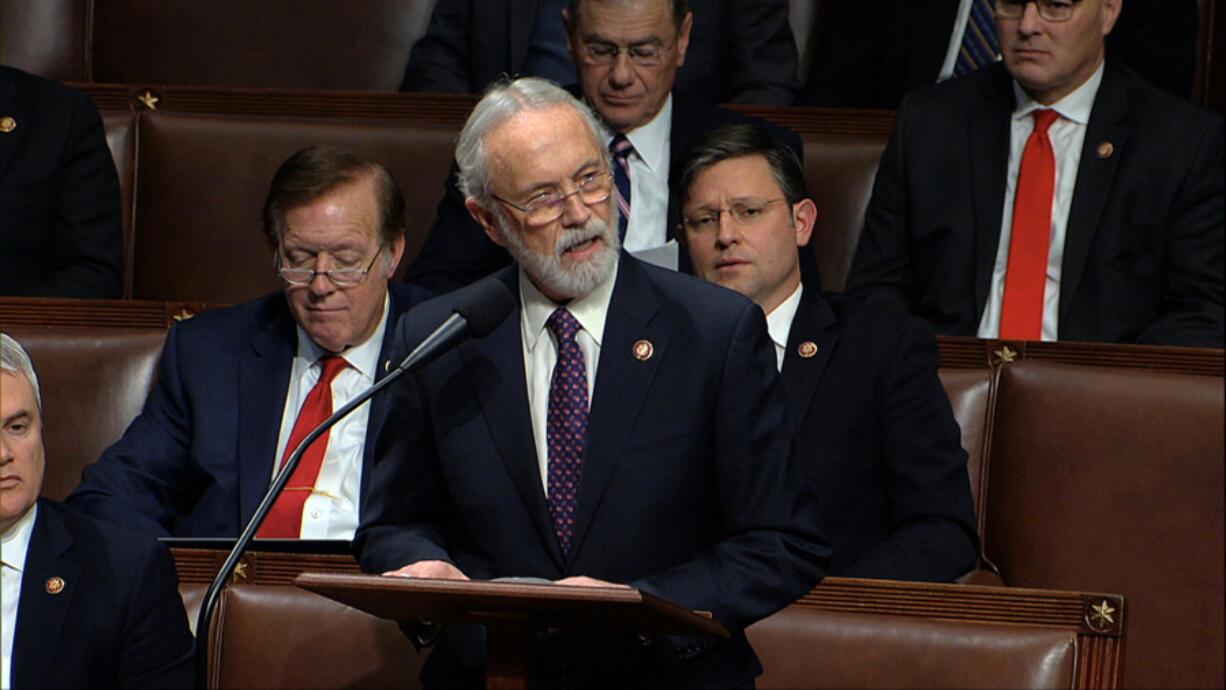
797,341,818,358
632,340,653,361
136,90,160,110
172,308,196,322
0,116,16,133
45,576,65,595
230,558,250,583
1086,599,1117,631
991,345,1018,366
1096,141,1114,159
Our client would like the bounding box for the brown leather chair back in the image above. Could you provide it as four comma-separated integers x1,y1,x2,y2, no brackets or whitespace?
938,367,997,533
101,110,138,297
801,137,885,291
7,326,166,501
208,584,427,689
986,359,1225,689
0,0,91,82
131,110,458,303
91,0,432,90
748,604,1077,689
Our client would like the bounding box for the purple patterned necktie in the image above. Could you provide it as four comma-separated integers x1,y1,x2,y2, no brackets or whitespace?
610,134,633,241
545,308,588,555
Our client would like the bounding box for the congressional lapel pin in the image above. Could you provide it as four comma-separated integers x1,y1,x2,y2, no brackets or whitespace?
45,576,65,595
1096,141,1114,159
797,341,819,359
0,117,16,133
632,340,653,361
384,359,391,373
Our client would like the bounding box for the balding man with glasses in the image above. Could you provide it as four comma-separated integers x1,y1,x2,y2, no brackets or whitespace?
66,145,433,538
402,0,803,293
845,0,1223,347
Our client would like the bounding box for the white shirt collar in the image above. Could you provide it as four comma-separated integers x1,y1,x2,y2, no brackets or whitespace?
1,502,38,572
294,291,390,380
765,282,804,371
520,259,619,354
609,94,672,176
1012,60,1104,125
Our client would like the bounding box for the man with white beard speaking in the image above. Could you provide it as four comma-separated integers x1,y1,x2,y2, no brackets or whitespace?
357,77,828,689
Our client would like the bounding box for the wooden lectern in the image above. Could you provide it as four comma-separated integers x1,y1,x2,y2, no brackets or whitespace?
295,572,728,690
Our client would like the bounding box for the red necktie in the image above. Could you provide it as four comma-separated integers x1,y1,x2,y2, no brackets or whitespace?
258,355,348,538
1000,109,1060,340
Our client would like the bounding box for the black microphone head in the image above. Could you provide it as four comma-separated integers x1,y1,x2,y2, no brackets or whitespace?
454,277,515,337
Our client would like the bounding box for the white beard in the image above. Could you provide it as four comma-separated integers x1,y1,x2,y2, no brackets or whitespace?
499,207,621,301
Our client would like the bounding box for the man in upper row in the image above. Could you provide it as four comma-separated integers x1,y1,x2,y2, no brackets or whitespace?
403,0,803,293
401,0,800,106
66,146,432,538
675,124,979,582
845,0,1223,347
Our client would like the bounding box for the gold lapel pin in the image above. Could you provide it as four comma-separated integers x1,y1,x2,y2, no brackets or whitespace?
1096,141,1114,159
384,360,391,372
45,576,65,595
0,117,16,133
632,339,653,361
797,341,819,359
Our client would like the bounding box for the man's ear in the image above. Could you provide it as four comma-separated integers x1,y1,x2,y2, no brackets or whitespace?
383,234,407,277
675,12,693,67
563,9,577,57
792,199,817,248
466,197,508,247
1100,0,1122,36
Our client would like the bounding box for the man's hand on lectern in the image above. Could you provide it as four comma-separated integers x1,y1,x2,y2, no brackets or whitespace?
382,560,470,580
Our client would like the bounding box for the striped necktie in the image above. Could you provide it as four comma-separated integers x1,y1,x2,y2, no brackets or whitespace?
609,134,633,240
955,0,1001,75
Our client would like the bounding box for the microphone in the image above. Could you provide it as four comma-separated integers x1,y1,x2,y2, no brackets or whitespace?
194,277,514,686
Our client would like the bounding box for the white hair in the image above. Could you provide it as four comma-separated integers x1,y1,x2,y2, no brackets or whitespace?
455,77,610,205
1,333,42,413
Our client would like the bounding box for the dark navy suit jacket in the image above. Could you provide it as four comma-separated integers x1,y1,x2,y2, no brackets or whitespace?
845,60,1224,347
65,284,431,537
781,286,978,581
10,499,194,689
358,256,829,688
0,66,123,298
401,89,804,293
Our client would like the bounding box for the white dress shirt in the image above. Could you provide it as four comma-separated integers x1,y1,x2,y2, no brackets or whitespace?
978,62,1104,340
520,262,618,493
273,293,390,539
610,95,676,268
765,282,804,372
1,504,37,690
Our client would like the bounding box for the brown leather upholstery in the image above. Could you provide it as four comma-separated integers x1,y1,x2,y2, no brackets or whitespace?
747,604,1077,689
131,111,457,303
801,137,885,291
938,367,997,533
90,0,433,90
7,326,166,501
208,584,427,689
101,110,137,297
986,359,1225,689
0,0,90,82
180,583,206,637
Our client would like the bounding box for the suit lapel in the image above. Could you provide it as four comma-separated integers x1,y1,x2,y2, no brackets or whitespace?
780,287,838,428
236,299,297,528
969,67,1015,316
462,271,563,564
1060,63,1129,323
362,288,412,499
12,502,83,689
0,70,31,178
569,258,667,564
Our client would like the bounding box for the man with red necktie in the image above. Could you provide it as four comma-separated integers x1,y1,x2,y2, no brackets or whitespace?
845,0,1223,347
66,146,433,538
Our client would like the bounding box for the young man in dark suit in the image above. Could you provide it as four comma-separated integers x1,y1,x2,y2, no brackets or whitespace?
2,333,194,689
675,123,979,581
66,146,433,538
844,0,1223,347
358,78,828,689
